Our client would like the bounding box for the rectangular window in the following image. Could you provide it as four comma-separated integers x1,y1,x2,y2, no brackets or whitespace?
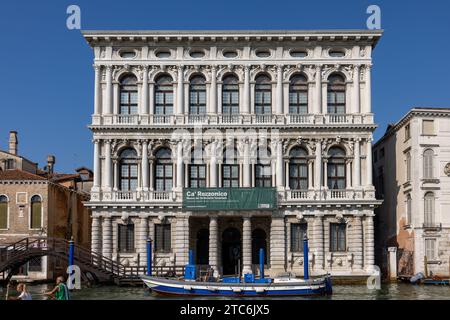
423,120,435,135
118,224,135,253
405,124,411,140
380,148,385,158
5,159,16,170
290,223,307,252
378,167,384,197
406,153,411,182
155,224,171,253
28,256,42,272
30,202,42,229
425,239,436,260
222,164,239,188
330,223,346,252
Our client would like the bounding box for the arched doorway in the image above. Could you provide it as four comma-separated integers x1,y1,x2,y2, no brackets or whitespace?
222,227,241,275
252,229,267,264
196,228,209,265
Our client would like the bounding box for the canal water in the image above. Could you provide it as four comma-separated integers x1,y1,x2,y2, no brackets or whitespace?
2,283,450,300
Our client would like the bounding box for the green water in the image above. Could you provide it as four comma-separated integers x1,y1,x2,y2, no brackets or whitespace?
2,283,450,300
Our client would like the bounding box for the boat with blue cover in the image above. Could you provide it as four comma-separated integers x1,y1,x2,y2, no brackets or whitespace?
141,236,333,297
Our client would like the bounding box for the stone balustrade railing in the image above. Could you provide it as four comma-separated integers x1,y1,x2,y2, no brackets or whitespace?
92,113,374,126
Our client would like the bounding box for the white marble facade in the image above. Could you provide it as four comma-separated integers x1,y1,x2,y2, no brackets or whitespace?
83,30,383,278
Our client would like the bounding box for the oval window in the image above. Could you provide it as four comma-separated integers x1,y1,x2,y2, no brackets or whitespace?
120,51,136,59
190,50,205,58
290,50,308,58
255,50,271,58
156,51,171,58
329,50,346,58
223,50,238,58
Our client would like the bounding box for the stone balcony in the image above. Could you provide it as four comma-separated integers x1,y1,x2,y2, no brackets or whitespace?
89,188,376,205
91,113,374,127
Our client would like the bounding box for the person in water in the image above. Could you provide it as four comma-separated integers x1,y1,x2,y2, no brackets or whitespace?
45,276,70,300
8,283,32,300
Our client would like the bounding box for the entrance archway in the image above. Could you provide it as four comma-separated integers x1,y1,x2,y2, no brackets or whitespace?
252,228,267,264
196,228,209,265
221,227,241,275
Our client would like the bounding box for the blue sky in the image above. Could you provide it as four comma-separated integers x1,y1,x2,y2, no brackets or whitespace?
0,0,449,173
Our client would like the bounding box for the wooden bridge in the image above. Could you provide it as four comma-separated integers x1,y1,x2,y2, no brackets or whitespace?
0,237,185,286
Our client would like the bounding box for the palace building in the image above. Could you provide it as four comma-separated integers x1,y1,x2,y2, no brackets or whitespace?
82,30,383,280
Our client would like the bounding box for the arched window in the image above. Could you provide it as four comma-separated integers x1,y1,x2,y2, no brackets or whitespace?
424,192,435,226
0,195,8,229
154,75,174,115
189,75,206,115
120,75,138,115
255,74,272,114
255,148,272,187
289,147,308,190
119,149,138,191
30,195,42,229
222,148,239,187
222,75,239,115
327,74,346,114
406,194,412,225
289,74,308,114
423,149,434,179
155,148,173,191
327,147,346,190
189,148,206,188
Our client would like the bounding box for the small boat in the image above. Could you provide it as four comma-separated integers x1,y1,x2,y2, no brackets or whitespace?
141,236,332,297
141,273,332,297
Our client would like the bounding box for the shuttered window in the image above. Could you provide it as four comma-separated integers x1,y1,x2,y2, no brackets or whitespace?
30,195,42,229
330,223,346,252
118,224,135,253
155,224,171,253
424,192,435,227
0,195,7,229
406,194,412,225
290,223,307,252
406,152,412,182
423,149,434,179
425,239,436,260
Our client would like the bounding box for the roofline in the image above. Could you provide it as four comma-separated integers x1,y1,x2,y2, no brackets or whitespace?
374,107,450,147
82,29,383,47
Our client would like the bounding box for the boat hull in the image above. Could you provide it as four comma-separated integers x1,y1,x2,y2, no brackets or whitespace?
141,275,332,297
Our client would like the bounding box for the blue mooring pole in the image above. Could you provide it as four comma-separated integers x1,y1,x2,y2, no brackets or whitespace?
303,235,309,280
68,237,74,267
189,249,194,265
146,238,152,276
259,248,264,279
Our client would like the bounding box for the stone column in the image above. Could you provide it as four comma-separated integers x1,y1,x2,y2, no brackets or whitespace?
308,160,313,189
210,66,217,114
94,65,102,115
346,160,352,188
284,160,290,189
93,140,101,191
270,217,286,274
210,141,218,187
242,216,252,274
353,65,360,114
276,140,284,188
354,139,361,188
364,213,375,271
105,65,113,114
176,141,184,190
323,160,328,189
366,138,373,187
149,82,155,116
315,65,322,114
141,66,149,115
209,216,219,277
388,247,398,281
142,141,149,191
104,140,112,191
364,64,372,114
102,216,112,259
149,158,154,191
312,214,324,271
352,215,363,270
314,140,322,189
276,65,283,114
174,217,189,266
113,83,119,115
177,65,184,115
243,140,251,187
138,217,148,265
91,216,101,255
113,159,119,191
243,66,250,114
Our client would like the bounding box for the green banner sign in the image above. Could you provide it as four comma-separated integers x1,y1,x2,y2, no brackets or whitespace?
183,188,277,211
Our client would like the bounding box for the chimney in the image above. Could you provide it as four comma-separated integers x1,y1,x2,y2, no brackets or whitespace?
47,155,55,174
8,131,18,155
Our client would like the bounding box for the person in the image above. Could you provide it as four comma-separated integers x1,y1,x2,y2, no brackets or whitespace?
7,283,32,300
45,276,70,300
